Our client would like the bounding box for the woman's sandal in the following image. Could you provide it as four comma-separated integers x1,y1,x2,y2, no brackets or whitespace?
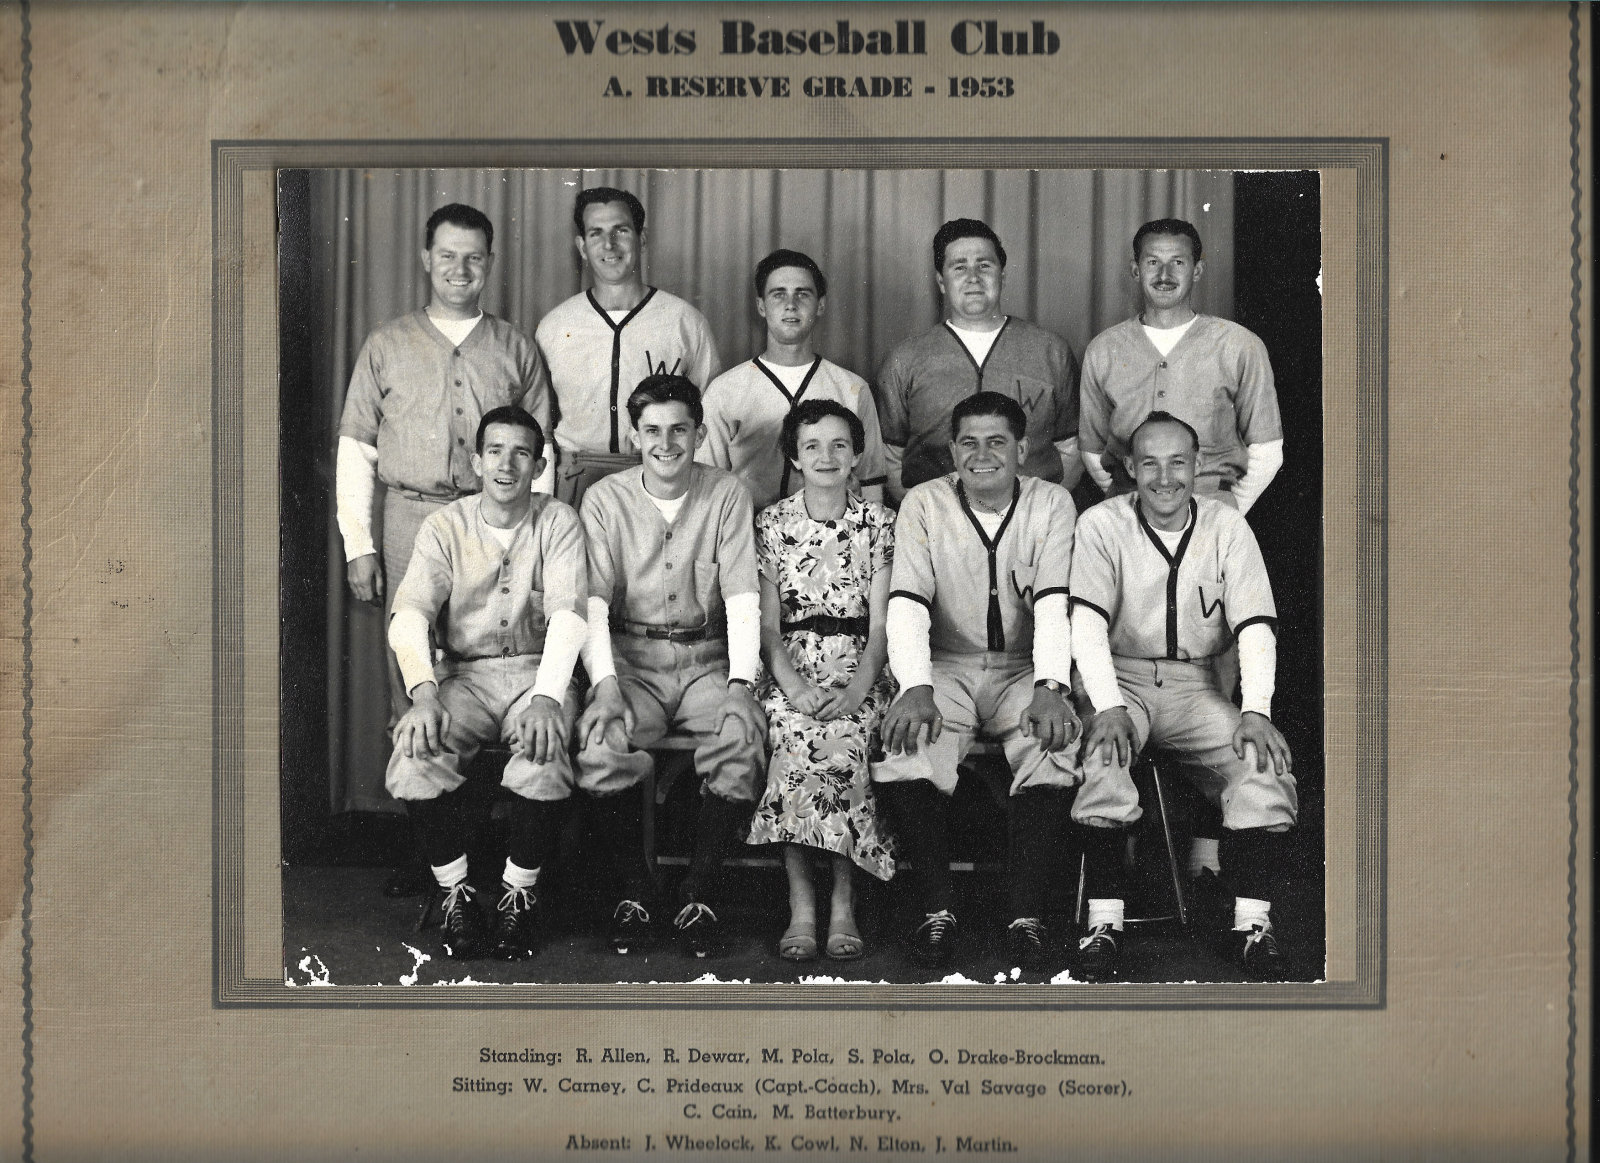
779,920,819,962
826,917,864,961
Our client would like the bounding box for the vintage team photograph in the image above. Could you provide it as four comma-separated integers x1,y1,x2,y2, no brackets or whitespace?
275,166,1325,988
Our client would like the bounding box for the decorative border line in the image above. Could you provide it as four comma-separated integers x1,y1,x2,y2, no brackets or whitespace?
214,137,1387,1011
18,2,36,1160
1563,6,1585,1162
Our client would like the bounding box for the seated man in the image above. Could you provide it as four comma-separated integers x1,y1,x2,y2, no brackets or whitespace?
872,391,1082,973
1069,411,1297,982
575,374,767,959
386,406,589,961
697,248,887,509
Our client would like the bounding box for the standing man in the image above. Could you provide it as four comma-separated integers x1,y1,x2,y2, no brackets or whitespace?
697,248,887,510
385,407,588,961
336,203,552,893
536,187,723,509
872,392,1082,973
1078,218,1284,512
876,219,1082,504
575,374,767,959
1068,412,1298,982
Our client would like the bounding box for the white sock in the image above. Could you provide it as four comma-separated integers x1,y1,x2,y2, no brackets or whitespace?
1086,899,1125,932
1188,837,1221,878
1233,897,1272,931
502,858,541,890
431,854,469,889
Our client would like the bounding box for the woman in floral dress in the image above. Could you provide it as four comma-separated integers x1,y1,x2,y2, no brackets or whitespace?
746,399,897,961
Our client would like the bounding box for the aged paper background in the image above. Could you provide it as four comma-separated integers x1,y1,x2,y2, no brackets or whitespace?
0,3,1589,1161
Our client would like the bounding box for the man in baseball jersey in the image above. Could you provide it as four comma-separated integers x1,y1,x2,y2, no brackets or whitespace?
385,407,588,961
1069,411,1297,982
875,219,1082,504
697,249,887,510
336,202,553,896
536,187,723,509
872,391,1082,973
575,374,766,959
1078,218,1284,512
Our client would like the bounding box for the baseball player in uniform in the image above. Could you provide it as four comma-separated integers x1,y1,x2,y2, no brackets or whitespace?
335,202,552,896
872,391,1082,973
1078,217,1286,906
385,407,588,961
875,219,1082,504
536,187,723,509
575,374,767,959
696,248,887,509
1069,411,1297,982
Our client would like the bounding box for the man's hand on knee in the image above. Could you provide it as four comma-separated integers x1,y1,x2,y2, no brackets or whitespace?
1021,685,1081,753
395,682,449,758
579,677,634,751
346,553,383,604
1233,711,1293,775
514,694,568,766
715,680,764,745
881,685,942,755
1082,706,1137,768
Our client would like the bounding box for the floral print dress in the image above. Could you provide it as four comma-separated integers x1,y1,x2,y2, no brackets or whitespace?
745,491,897,880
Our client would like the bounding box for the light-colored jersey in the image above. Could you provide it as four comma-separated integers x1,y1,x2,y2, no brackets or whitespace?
339,310,551,497
580,463,758,636
536,288,722,457
1069,492,1276,661
1079,314,1282,493
391,493,588,661
889,473,1076,660
696,356,888,510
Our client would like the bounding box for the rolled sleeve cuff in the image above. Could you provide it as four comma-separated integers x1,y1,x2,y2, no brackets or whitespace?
886,594,933,691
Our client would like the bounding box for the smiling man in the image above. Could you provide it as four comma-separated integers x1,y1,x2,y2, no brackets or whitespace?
1079,219,1284,511
575,374,766,960
697,248,887,510
871,392,1082,974
384,407,588,962
536,187,723,509
875,219,1081,504
1068,411,1298,983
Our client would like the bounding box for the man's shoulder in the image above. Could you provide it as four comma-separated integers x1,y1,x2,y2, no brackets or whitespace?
1194,492,1256,538
530,492,583,532
884,322,951,363
364,309,429,346
1083,316,1144,357
814,356,869,392
1018,474,1076,512
703,360,762,399
534,291,595,335
1195,314,1266,348
475,312,535,347
581,467,642,516
1076,492,1137,537
692,462,753,505
899,473,961,516
1001,315,1068,347
422,492,482,537
643,286,712,328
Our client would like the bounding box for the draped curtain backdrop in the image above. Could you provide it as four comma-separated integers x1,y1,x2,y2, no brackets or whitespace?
285,168,1235,815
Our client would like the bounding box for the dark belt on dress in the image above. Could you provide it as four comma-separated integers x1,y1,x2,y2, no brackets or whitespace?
622,622,709,643
780,614,869,637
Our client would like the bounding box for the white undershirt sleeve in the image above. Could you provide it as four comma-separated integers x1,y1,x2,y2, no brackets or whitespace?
1053,435,1082,489
580,596,617,685
1031,592,1072,685
725,591,762,685
1069,605,1125,713
886,595,933,691
335,437,380,561
1081,448,1113,494
1230,439,1284,516
1236,621,1277,718
387,607,436,696
532,455,556,497
532,608,587,702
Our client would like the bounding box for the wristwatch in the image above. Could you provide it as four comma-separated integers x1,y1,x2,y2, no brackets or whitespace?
728,677,753,691
1034,678,1066,694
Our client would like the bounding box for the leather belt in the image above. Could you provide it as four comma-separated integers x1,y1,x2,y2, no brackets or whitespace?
389,485,471,504
623,623,709,643
781,614,869,637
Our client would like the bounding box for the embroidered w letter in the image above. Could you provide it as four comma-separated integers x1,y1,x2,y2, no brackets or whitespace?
643,349,683,377
1198,586,1226,620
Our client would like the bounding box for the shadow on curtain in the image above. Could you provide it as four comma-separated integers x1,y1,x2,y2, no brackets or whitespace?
281,168,1236,816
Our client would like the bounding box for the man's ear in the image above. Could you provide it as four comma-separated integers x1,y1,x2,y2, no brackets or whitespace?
470,450,485,481
693,423,707,452
1016,437,1029,465
1192,258,1205,285
530,455,547,484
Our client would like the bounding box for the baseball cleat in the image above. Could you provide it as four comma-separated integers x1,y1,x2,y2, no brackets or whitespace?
907,910,958,967
490,884,540,961
1236,923,1287,981
1076,924,1121,982
673,901,724,959
1006,917,1049,972
608,899,653,955
439,882,489,960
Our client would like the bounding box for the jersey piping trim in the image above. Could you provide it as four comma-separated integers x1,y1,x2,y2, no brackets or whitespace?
1068,595,1110,623
586,287,659,454
1032,585,1069,603
1133,497,1198,660
1231,613,1279,638
942,315,1011,394
955,477,1021,652
752,356,823,497
889,589,932,611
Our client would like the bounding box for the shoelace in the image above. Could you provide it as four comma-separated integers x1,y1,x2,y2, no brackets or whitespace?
1078,924,1117,952
1008,917,1045,946
614,900,650,925
1241,924,1276,956
674,901,718,929
498,884,536,916
441,881,477,924
915,910,957,940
